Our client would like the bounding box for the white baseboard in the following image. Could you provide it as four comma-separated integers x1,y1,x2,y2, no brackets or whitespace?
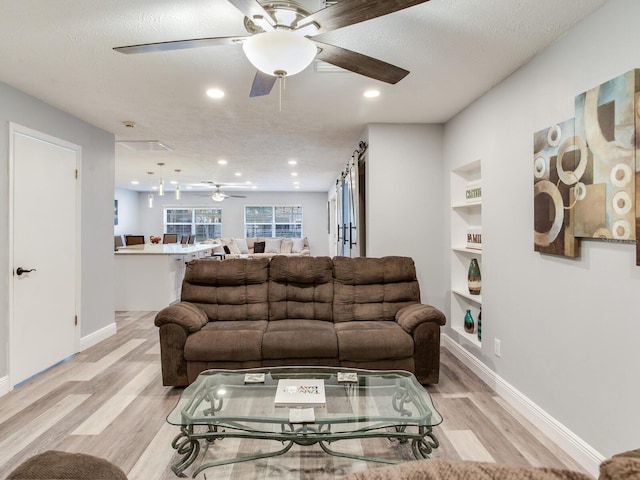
0,376,8,397
79,322,117,351
442,334,604,478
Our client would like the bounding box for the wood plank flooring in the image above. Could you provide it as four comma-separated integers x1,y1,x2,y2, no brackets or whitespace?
0,311,591,479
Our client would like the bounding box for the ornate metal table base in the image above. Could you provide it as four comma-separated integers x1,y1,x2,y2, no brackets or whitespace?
170,422,440,478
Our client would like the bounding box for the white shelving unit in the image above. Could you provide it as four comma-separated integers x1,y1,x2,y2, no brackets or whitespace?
450,160,482,348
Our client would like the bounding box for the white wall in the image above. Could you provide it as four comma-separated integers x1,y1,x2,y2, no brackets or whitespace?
365,124,446,310
443,0,639,458
114,187,139,238
0,81,115,378
126,190,330,256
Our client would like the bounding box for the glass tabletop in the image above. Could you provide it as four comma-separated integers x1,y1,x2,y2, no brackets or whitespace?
167,366,442,433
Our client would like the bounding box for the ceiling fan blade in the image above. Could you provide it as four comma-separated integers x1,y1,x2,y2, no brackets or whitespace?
228,194,247,198
114,36,247,54
297,0,430,36
249,70,277,97
227,0,276,28
314,41,409,84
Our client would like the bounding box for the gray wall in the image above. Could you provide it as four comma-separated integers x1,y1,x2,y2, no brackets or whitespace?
443,0,639,457
114,187,139,238
1,81,115,378
364,124,446,311
123,190,330,257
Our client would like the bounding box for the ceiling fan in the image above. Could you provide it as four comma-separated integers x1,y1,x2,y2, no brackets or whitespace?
114,0,430,97
197,184,247,202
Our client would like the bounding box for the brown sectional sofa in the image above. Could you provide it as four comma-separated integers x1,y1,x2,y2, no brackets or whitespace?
155,255,446,386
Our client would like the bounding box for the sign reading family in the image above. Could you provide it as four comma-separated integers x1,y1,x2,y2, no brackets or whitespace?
533,68,640,266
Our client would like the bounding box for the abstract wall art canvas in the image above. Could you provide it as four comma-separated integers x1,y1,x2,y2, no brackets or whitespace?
533,118,581,257
574,69,638,242
534,69,640,265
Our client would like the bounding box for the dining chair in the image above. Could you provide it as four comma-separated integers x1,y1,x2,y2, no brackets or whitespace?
188,235,196,244
180,235,189,245
114,235,124,250
124,235,145,246
163,233,179,244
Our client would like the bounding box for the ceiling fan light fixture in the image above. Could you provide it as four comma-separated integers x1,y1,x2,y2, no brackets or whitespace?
242,30,317,77
211,191,226,202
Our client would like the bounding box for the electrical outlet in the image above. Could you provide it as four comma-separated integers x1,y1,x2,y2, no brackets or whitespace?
494,339,501,357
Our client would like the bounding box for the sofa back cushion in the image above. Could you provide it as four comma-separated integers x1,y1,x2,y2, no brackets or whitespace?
332,256,421,323
181,258,270,321
269,256,334,321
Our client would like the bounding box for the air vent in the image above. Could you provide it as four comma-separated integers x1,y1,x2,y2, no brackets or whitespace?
324,0,339,5
116,140,173,152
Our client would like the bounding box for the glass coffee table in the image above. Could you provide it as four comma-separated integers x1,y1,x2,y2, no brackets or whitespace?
167,366,442,477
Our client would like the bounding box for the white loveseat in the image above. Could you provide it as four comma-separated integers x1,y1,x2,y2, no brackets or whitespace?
206,237,310,259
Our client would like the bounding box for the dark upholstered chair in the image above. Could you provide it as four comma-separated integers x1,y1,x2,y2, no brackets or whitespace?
124,234,144,246
163,233,178,244
188,235,195,244
114,235,124,250
7,450,128,479
180,235,189,245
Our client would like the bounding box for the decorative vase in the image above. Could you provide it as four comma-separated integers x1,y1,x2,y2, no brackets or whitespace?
477,308,482,342
468,258,481,295
464,309,475,333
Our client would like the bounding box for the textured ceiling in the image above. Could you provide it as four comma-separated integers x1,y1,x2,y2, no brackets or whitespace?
0,0,609,193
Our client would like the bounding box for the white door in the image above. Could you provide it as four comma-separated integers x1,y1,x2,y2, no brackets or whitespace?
10,124,79,388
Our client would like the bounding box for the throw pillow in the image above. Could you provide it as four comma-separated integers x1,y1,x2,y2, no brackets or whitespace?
234,238,249,254
227,240,241,254
280,239,293,254
253,241,266,253
223,245,231,254
291,237,305,253
264,238,282,254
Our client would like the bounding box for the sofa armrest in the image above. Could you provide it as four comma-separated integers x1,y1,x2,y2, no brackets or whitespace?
154,302,208,333
395,303,446,334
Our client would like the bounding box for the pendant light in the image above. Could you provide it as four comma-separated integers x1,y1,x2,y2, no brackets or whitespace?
147,171,154,208
157,162,165,196
174,169,181,200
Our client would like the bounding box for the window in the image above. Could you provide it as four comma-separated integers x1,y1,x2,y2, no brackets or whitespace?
245,206,302,238
164,207,222,241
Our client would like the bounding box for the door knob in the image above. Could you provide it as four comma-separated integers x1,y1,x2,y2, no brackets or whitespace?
16,267,36,276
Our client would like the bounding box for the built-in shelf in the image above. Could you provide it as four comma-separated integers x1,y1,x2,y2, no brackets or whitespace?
450,159,482,346
452,289,482,305
452,247,483,255
452,325,482,348
452,200,482,209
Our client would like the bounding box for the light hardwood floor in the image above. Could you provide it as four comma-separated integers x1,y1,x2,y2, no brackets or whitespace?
0,311,590,479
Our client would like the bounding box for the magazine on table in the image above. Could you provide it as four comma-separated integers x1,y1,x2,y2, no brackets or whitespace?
274,378,326,407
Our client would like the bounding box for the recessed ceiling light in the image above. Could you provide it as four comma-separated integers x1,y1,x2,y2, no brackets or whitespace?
207,88,225,99
252,185,257,189
218,159,228,165
363,89,380,98
293,181,300,185
245,181,252,185
170,180,178,185
288,160,297,165
294,185,300,189
235,172,242,177
186,186,193,189
130,180,139,185
152,186,158,190
291,172,298,177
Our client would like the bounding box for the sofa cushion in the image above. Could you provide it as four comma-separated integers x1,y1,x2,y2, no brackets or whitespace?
181,258,270,321
600,450,640,480
269,256,334,321
185,320,267,362
292,237,305,253
280,238,293,253
233,238,250,254
264,238,282,253
227,239,242,254
335,321,413,361
333,256,421,323
262,319,338,359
